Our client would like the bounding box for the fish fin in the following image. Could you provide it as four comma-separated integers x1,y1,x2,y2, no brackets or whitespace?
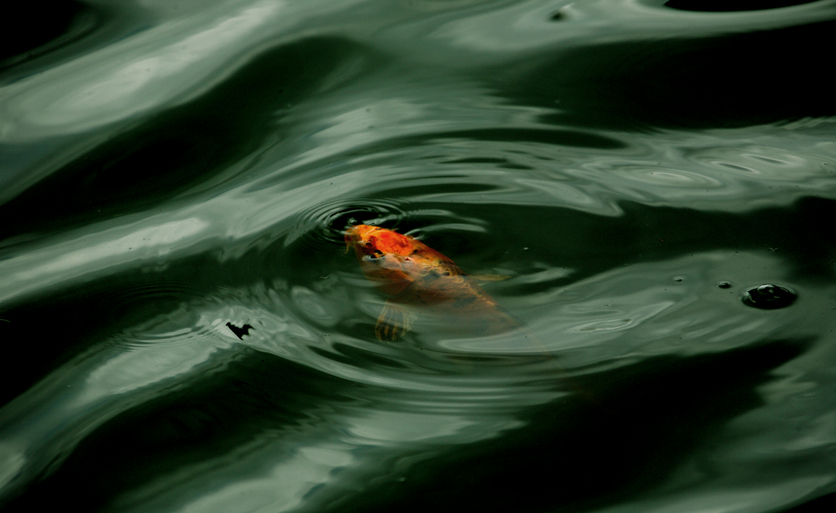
470,274,512,283
375,301,417,341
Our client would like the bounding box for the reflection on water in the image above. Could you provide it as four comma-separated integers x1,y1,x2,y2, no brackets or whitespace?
2,1,836,512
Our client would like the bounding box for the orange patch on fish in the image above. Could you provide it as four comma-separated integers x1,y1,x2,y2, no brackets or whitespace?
345,225,519,341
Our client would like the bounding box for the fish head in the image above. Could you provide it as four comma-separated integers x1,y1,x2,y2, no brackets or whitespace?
345,225,419,296
344,225,414,259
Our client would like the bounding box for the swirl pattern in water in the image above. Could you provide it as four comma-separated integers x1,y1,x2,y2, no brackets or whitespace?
2,1,836,513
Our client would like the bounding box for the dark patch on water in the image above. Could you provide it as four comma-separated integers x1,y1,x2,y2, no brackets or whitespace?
0,1,90,70
0,348,358,512
0,1,150,81
511,19,836,130
445,195,836,296
665,0,820,12
323,339,809,513
783,491,836,513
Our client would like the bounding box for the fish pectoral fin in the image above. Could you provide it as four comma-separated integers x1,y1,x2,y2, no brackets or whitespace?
375,301,417,341
470,274,512,284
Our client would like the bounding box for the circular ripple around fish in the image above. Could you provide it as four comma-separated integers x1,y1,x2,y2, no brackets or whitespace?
287,196,413,253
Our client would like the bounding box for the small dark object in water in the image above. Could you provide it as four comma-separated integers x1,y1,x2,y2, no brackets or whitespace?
227,322,254,339
718,281,732,289
741,284,797,310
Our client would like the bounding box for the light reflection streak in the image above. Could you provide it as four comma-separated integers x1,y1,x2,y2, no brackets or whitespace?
0,218,209,303
0,0,287,142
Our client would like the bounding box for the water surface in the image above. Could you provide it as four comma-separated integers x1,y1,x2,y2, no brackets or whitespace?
2,1,836,512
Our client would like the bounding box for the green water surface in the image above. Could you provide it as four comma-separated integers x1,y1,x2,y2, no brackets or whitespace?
2,1,836,512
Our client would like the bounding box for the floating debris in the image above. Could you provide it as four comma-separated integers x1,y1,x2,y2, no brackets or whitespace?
741,284,797,310
226,322,254,340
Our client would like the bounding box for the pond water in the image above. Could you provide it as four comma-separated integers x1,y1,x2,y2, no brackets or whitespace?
2,1,836,512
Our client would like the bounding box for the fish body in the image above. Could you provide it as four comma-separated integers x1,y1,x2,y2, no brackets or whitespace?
344,225,519,340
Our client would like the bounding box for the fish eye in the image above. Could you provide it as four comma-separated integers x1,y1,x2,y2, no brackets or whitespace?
364,250,384,261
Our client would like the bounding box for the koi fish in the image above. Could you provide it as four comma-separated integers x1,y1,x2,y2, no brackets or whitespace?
344,224,520,341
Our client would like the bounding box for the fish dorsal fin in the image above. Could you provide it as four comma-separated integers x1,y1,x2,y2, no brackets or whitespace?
375,300,418,341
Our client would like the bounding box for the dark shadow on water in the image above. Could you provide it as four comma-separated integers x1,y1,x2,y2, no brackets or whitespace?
319,338,810,513
0,330,811,513
0,1,96,73
0,347,360,512
433,195,836,295
782,491,836,513
664,0,820,12
613,196,836,283
508,19,836,130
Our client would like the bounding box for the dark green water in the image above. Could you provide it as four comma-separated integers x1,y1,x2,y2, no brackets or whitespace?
2,1,836,512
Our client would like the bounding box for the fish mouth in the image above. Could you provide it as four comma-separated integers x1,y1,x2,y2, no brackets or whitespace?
344,229,356,254
344,224,386,259
344,224,378,254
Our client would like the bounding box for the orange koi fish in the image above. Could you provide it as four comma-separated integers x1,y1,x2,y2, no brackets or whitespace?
345,225,520,341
